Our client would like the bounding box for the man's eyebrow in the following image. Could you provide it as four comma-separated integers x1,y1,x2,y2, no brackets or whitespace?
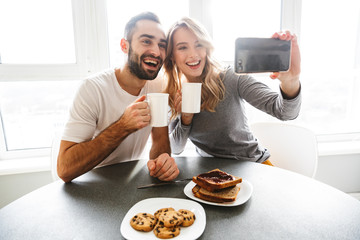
139,34,167,44
139,34,155,39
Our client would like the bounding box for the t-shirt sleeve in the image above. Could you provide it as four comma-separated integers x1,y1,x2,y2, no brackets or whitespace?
62,79,99,143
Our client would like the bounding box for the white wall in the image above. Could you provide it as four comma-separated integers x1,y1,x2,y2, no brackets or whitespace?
0,171,53,209
315,154,360,193
1,153,359,209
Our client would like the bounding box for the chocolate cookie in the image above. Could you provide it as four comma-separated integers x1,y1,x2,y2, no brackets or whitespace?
154,207,175,219
178,209,196,227
158,210,184,227
130,213,157,232
153,222,180,239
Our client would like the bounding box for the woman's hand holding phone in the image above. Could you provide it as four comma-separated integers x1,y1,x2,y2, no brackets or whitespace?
271,31,301,98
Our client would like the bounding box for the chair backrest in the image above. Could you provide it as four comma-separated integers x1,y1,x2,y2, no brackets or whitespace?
250,122,318,178
50,134,62,181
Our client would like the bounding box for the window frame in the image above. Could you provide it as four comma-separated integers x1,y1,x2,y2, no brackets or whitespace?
0,0,110,82
0,0,110,161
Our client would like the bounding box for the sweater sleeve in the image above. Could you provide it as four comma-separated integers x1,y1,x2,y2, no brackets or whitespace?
169,115,192,154
236,73,301,121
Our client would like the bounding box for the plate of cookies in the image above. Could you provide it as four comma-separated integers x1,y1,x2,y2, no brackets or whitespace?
120,197,206,239
183,169,253,207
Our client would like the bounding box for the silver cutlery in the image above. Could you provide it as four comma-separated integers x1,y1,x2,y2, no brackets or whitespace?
137,178,192,189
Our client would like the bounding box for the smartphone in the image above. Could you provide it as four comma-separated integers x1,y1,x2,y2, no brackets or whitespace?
235,38,291,73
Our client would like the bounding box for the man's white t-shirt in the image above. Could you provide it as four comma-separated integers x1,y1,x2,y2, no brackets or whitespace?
62,69,165,167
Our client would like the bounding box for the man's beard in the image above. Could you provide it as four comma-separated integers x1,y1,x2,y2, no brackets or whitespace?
127,46,162,80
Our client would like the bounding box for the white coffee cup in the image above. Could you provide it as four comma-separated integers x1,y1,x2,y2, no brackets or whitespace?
147,93,169,127
182,82,202,113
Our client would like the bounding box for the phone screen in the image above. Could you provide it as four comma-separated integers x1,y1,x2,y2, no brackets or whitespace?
235,38,291,73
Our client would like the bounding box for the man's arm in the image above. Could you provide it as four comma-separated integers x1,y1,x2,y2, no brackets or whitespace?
149,126,171,158
147,126,179,181
57,96,150,183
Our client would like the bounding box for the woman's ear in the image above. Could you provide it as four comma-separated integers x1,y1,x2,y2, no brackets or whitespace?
120,38,129,54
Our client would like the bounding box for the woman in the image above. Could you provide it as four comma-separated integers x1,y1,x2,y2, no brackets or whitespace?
164,17,301,164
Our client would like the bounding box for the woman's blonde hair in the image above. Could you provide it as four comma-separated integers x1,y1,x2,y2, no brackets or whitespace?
164,17,225,119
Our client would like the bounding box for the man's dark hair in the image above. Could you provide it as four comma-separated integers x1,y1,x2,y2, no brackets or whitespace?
124,12,161,42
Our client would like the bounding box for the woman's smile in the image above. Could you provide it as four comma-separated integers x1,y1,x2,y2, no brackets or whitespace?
186,60,201,69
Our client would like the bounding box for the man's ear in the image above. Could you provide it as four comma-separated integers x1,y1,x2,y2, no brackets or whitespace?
120,38,129,54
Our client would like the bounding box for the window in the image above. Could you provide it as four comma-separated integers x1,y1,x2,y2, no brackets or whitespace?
0,0,86,160
208,0,285,121
0,81,79,151
295,0,360,136
0,0,75,64
210,0,282,62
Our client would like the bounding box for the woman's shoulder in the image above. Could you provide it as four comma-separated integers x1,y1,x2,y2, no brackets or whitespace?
221,67,250,85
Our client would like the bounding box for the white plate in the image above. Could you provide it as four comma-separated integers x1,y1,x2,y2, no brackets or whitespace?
183,180,253,207
120,198,206,240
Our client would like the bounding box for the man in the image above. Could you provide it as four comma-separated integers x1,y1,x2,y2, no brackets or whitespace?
57,12,179,183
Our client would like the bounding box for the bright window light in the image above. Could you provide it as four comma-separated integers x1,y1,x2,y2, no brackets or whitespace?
211,0,281,61
296,0,360,134
0,81,79,151
0,0,75,64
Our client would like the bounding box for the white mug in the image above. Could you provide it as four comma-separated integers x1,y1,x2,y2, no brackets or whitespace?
147,93,169,127
182,82,202,113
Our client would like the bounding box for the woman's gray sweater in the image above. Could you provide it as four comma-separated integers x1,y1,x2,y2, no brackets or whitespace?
169,68,301,163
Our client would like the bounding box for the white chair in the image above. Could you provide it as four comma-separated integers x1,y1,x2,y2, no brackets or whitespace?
50,134,62,181
250,122,318,178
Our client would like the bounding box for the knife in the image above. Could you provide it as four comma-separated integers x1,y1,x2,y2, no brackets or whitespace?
137,178,192,189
